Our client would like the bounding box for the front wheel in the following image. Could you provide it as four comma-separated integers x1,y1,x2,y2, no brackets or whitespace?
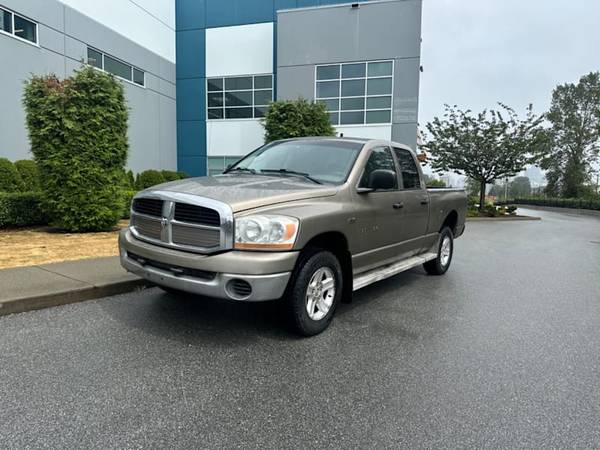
423,227,454,275
285,249,343,336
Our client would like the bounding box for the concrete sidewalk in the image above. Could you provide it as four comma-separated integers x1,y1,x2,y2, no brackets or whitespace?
0,257,149,317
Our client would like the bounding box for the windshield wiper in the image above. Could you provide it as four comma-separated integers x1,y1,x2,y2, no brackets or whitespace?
260,169,322,185
224,167,256,174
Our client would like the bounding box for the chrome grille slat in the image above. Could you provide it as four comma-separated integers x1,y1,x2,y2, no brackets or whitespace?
131,215,162,240
172,223,220,248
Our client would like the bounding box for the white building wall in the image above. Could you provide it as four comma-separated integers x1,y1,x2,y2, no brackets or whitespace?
335,125,392,141
205,23,273,158
58,0,175,62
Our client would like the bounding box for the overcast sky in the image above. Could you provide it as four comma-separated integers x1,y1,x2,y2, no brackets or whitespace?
418,0,600,126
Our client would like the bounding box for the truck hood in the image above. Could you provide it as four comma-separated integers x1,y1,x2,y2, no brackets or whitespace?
150,174,339,212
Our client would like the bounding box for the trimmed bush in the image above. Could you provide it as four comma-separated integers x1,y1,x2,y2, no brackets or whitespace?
14,160,41,191
23,67,129,231
160,170,182,181
126,170,135,189
121,189,136,219
136,170,165,190
511,197,600,211
0,192,47,227
0,158,25,192
263,98,335,143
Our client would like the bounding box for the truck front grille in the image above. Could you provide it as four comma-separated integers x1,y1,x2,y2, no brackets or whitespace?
129,193,232,254
131,214,162,240
174,203,220,227
132,198,163,217
172,223,221,248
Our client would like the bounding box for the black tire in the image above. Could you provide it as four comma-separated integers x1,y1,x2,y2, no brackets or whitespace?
423,227,454,275
284,249,343,337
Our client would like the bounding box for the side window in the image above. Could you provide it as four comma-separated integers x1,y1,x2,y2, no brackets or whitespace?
359,147,398,189
393,148,421,189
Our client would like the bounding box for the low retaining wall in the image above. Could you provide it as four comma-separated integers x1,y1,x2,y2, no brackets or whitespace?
517,204,600,218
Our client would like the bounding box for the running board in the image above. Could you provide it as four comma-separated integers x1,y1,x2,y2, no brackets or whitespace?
352,252,438,291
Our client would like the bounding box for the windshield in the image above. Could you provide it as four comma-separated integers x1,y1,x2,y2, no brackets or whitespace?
226,140,363,184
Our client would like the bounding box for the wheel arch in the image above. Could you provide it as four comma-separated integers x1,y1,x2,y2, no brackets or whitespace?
441,210,458,235
300,231,353,303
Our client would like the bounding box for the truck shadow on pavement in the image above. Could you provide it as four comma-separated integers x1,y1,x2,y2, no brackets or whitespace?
101,269,426,344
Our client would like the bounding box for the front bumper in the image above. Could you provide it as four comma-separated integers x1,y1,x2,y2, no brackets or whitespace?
119,229,298,302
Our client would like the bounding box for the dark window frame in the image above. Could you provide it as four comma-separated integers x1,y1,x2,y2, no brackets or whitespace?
86,46,145,87
206,74,273,121
0,6,38,45
393,147,422,190
358,146,400,191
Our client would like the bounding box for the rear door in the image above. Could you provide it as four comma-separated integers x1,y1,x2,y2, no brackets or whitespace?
392,147,430,254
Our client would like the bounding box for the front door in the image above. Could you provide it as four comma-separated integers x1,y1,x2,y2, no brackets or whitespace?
351,146,407,273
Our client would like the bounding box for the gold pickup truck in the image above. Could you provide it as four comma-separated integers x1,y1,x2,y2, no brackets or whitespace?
120,137,467,335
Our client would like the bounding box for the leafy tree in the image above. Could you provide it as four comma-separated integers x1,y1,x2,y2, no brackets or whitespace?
542,72,600,198
509,176,531,198
0,158,25,192
423,174,446,188
23,66,128,231
424,104,548,210
14,160,41,191
262,98,335,143
136,170,165,190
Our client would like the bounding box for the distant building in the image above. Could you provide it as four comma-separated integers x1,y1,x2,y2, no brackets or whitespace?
1,0,423,177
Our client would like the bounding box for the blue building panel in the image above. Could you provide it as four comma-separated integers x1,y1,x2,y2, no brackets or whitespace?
206,0,275,28
176,78,206,122
178,155,208,178
177,120,207,157
176,0,206,31
176,29,205,79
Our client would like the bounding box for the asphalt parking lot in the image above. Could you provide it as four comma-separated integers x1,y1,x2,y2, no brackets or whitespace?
1,208,599,449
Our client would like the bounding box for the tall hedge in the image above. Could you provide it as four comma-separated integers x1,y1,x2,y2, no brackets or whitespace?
0,158,25,192
14,160,41,191
262,98,335,143
23,66,129,231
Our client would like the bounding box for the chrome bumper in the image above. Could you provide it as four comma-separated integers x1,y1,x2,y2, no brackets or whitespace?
119,229,295,302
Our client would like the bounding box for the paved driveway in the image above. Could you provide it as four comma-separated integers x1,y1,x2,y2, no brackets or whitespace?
1,208,599,449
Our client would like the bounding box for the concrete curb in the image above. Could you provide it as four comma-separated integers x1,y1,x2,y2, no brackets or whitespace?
0,279,151,317
466,215,541,222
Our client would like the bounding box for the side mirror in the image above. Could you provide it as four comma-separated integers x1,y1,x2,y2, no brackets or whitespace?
368,169,396,191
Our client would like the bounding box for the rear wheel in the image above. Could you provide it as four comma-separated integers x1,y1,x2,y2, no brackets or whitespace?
285,249,343,336
423,227,454,275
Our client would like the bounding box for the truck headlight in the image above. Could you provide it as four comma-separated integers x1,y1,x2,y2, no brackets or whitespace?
234,215,299,250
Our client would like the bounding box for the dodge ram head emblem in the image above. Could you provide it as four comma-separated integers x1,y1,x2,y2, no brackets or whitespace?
160,217,168,229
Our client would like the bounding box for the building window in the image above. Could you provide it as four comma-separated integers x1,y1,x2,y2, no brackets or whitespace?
207,156,242,176
207,75,273,120
0,7,38,45
87,47,145,87
315,60,393,126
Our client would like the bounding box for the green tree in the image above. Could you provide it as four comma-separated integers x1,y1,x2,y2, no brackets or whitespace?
14,160,41,191
0,158,25,192
262,98,335,143
423,174,446,188
509,176,532,198
23,66,129,231
542,72,600,198
424,104,548,210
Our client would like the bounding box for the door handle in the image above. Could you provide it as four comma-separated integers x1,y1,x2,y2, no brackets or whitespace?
420,199,429,205
393,202,404,209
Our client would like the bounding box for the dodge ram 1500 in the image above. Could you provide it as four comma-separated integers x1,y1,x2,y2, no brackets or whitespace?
120,137,467,335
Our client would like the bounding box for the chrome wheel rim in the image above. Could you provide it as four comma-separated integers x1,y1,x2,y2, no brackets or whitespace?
305,267,336,321
440,236,452,267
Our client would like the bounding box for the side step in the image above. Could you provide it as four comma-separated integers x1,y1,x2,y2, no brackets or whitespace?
352,252,438,291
